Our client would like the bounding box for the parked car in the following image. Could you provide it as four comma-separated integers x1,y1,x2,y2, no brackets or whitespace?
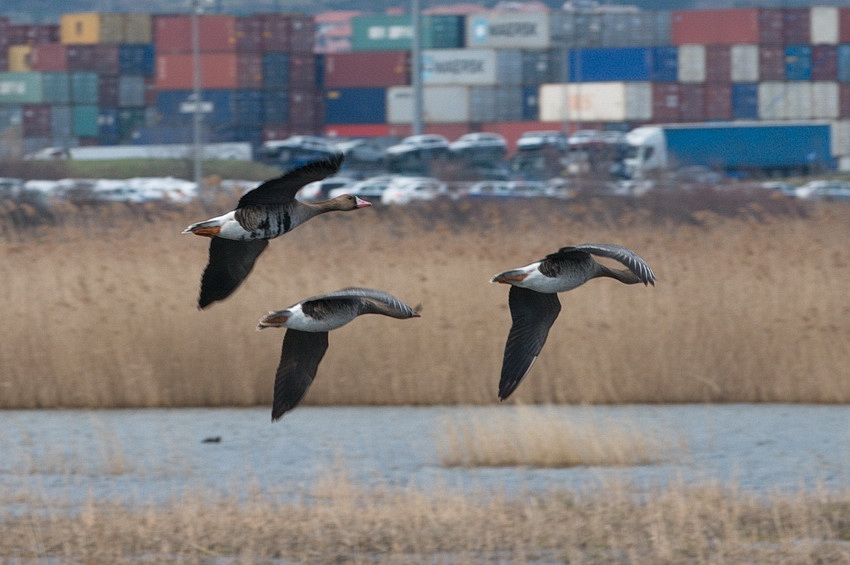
380,176,447,205
794,179,850,201
386,134,450,157
449,132,507,158
461,180,556,199
516,130,568,152
258,136,340,168
328,175,395,201
299,176,358,201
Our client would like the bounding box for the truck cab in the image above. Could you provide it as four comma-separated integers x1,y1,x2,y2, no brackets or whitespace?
622,126,666,179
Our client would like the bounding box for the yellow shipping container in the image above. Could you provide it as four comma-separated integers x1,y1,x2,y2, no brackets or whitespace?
123,13,152,44
60,12,125,44
7,45,32,71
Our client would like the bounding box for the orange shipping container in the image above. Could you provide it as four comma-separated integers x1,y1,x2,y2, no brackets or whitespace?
156,53,242,89
154,15,237,53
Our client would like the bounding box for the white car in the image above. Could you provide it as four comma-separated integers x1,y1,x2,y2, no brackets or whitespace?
385,134,450,156
449,132,507,154
328,175,395,201
794,179,850,201
380,176,447,205
516,130,568,152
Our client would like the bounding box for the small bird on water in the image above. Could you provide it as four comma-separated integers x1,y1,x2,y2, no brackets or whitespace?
182,154,371,309
256,287,421,421
490,243,656,401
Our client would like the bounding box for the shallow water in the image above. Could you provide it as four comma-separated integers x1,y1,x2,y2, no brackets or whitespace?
2,404,849,514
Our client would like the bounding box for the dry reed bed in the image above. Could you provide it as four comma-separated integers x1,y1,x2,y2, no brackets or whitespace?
1,195,848,409
5,470,850,563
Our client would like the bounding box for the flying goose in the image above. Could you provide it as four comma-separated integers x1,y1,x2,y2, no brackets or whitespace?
182,154,371,309
256,287,421,421
490,243,656,401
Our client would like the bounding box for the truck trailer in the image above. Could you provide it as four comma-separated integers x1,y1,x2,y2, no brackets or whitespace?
622,121,837,180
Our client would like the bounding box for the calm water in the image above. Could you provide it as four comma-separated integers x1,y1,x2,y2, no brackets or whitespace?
2,404,849,514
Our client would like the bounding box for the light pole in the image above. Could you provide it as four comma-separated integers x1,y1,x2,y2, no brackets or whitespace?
411,0,423,136
191,0,204,196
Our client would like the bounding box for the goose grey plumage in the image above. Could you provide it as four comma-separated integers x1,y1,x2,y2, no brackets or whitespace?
490,243,656,401
182,154,371,309
256,287,421,421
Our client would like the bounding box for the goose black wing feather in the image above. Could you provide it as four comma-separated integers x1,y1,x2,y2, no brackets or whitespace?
570,243,656,285
237,153,344,208
198,238,269,309
498,286,562,401
272,330,329,421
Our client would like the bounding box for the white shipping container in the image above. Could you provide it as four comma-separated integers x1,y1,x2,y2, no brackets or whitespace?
730,45,759,82
784,82,812,120
811,82,839,119
465,12,551,49
422,49,497,85
539,81,651,122
758,82,814,120
810,7,839,45
677,44,705,83
757,82,785,120
386,85,471,124
831,120,850,159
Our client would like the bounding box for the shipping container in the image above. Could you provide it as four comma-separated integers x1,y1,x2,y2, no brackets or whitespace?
730,45,759,82
98,74,119,107
469,85,524,122
539,82,651,122
0,72,43,104
50,104,72,138
387,85,471,124
781,9,809,44
155,89,243,126
838,45,850,82
7,45,31,72
600,11,670,48
70,71,98,104
72,104,98,137
568,47,652,82
812,82,839,119
263,89,289,124
29,44,68,72
119,44,155,76
785,45,812,81
677,44,705,83
288,89,321,129
156,53,262,90
422,49,503,86
98,107,121,143
465,12,551,49
154,15,239,53
731,83,758,119
678,84,705,122
554,12,604,48
521,49,566,86
704,84,731,120
323,51,409,88
759,46,785,81
651,82,681,122
8,23,59,46
42,72,70,104
757,9,785,45
650,46,678,82
350,14,463,51
811,7,839,45
66,44,119,74
234,15,264,53
118,107,149,140
841,85,850,118
323,124,391,138
704,45,731,83
262,52,290,89
811,45,838,81
325,87,387,124
522,86,539,121
124,13,152,44
22,104,51,136
287,15,316,54
758,82,813,120
60,12,125,44
841,9,850,43
118,75,146,107
671,9,758,45
289,54,318,90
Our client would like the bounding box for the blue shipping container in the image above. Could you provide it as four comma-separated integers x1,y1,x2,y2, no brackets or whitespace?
155,90,240,127
522,85,539,121
838,44,850,82
132,125,194,144
263,52,291,89
568,47,651,82
650,46,678,82
731,83,758,119
324,88,386,124
119,45,155,76
263,89,289,124
784,45,811,81
231,90,264,125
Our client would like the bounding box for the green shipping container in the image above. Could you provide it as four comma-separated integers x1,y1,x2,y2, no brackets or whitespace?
0,72,44,104
70,71,99,104
42,72,71,104
72,104,98,137
351,15,464,51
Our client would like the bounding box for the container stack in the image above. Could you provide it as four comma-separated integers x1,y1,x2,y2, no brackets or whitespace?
151,13,318,145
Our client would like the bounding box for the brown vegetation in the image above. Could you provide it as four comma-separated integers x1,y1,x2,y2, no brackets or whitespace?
1,190,848,410
4,467,850,563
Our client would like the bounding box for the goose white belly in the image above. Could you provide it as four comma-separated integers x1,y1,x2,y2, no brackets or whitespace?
279,304,357,332
511,263,584,294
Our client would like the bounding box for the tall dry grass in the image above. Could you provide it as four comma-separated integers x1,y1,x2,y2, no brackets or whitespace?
1,192,849,409
4,466,850,563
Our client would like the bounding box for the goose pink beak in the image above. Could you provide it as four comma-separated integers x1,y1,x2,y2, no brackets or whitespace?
257,311,289,330
354,197,371,208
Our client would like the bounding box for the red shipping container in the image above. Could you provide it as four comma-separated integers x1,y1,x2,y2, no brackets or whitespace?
841,8,850,43
758,46,785,81
154,15,192,53
29,44,68,71
703,84,731,120
22,104,51,137
811,45,838,81
8,23,59,45
260,14,292,52
236,53,263,89
288,15,315,54
757,9,784,45
671,9,759,46
652,83,682,122
199,15,237,52
67,44,119,74
155,15,237,53
704,45,731,83
235,15,264,52
781,8,809,44
156,53,239,89
324,51,409,88
678,84,705,122
324,123,392,138
289,54,317,90
840,84,850,118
